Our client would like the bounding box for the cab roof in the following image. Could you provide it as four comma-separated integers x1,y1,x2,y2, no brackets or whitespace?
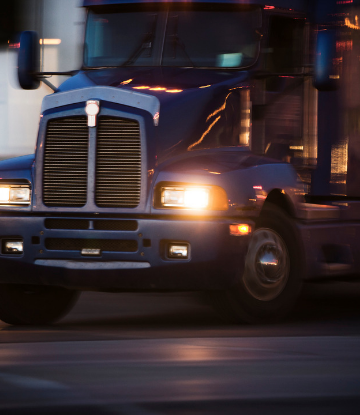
82,0,307,13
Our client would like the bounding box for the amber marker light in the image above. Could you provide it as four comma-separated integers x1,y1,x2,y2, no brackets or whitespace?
149,87,166,91
230,224,251,236
166,89,183,93
133,86,150,89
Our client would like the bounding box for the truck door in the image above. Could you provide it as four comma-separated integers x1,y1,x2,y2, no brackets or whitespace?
252,12,314,175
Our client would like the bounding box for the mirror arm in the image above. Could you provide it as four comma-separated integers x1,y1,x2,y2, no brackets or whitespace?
39,77,58,92
34,70,79,77
33,70,79,92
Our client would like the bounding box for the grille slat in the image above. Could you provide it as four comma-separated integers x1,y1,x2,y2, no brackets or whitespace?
42,115,142,208
43,116,88,207
96,117,141,208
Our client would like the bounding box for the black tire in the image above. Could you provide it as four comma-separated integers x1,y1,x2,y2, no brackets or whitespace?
0,284,80,325
215,203,304,324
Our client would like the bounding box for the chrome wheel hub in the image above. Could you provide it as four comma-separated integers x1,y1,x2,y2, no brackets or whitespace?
243,228,290,301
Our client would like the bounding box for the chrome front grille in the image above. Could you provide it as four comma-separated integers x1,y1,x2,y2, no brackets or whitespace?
43,117,88,207
42,115,142,208
96,117,141,208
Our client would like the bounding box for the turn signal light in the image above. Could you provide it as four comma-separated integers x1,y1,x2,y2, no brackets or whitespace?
229,224,251,236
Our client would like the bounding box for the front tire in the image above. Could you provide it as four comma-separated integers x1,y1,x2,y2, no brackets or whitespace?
0,284,80,325
216,203,303,324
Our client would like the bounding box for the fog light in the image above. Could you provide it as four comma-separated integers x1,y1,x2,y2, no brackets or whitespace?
168,243,189,259
3,240,23,254
230,224,251,236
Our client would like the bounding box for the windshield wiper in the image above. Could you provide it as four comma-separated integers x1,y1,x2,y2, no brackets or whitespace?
122,14,158,66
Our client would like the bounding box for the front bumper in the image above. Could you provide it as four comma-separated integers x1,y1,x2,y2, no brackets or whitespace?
0,215,253,291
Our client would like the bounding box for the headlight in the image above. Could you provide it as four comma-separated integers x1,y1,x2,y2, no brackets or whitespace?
162,187,209,209
0,185,31,205
156,184,228,210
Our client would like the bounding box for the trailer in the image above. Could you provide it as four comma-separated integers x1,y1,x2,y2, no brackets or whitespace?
0,0,359,324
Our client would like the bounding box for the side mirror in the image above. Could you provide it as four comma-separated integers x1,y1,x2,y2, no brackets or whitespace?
314,29,339,91
18,31,40,90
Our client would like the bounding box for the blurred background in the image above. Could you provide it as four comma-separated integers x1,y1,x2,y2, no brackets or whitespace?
0,0,84,158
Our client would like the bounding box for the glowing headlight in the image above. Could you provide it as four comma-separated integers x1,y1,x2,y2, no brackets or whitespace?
0,185,31,205
158,185,228,210
162,187,209,209
0,188,10,203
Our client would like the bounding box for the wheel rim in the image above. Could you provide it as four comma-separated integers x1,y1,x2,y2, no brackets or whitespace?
242,228,290,301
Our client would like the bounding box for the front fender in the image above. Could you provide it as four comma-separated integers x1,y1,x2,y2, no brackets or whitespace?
0,154,34,181
150,148,304,218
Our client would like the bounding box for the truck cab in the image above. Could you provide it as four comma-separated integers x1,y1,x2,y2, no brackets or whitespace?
0,0,358,325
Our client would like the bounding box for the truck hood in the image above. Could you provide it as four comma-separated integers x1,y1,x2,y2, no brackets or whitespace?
0,154,34,171
0,154,34,182
59,67,249,97
59,67,250,164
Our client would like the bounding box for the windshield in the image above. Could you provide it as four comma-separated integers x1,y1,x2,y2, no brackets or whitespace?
84,4,262,69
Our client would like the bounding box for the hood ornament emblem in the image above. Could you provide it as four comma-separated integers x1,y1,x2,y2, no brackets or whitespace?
85,100,100,127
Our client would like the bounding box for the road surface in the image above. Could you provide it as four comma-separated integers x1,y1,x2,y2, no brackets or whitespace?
0,282,359,414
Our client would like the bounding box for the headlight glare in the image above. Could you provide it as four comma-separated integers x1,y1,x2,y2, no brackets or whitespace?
184,188,209,209
0,187,10,203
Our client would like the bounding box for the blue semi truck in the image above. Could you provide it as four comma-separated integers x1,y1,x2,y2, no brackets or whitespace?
0,0,358,324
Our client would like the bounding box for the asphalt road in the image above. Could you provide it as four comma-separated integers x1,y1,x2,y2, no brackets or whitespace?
0,282,360,414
